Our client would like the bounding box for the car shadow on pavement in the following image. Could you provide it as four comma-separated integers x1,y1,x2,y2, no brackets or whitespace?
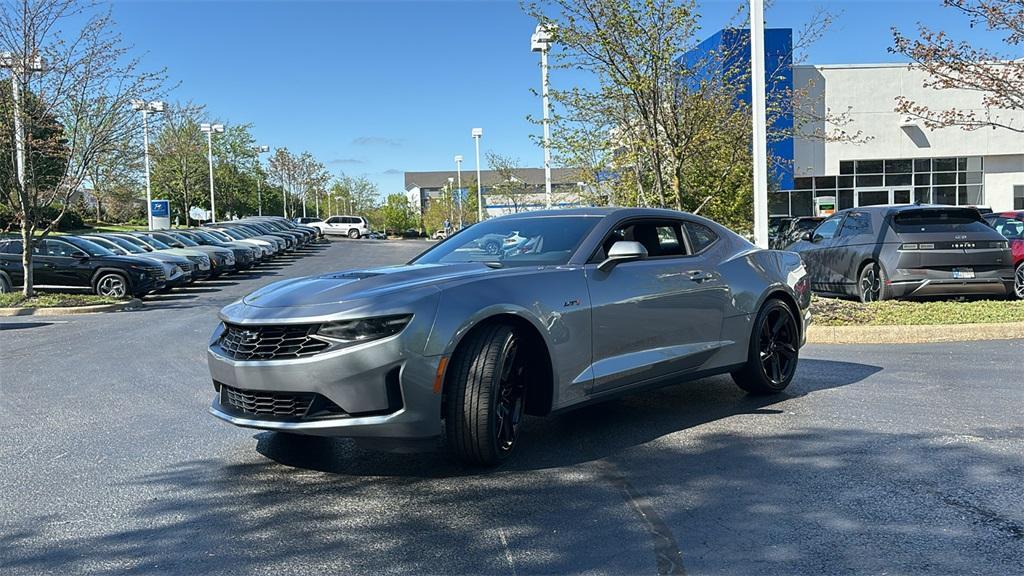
4,361,1023,575
251,358,883,477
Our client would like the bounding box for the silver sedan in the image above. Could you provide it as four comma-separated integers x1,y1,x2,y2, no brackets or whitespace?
207,208,811,465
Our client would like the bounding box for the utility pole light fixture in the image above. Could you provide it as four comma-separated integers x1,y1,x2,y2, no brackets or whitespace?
131,100,165,230
454,154,464,228
531,23,555,209
471,128,483,222
255,145,270,216
200,123,225,222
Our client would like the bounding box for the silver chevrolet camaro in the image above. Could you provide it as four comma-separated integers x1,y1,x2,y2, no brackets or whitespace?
207,208,811,465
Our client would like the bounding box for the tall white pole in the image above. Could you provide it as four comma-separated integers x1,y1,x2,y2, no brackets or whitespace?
455,156,463,229
206,130,216,223
142,110,154,229
10,71,26,191
473,135,483,222
541,46,552,209
750,0,769,249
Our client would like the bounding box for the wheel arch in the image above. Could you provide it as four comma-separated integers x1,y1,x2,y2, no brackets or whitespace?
440,312,555,419
757,286,803,343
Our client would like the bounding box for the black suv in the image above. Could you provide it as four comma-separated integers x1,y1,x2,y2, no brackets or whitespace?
0,236,166,297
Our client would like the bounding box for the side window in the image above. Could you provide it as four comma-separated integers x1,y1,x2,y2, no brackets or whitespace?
839,212,873,237
813,215,844,240
683,222,719,253
594,219,689,261
326,217,340,224
45,239,75,257
0,240,23,254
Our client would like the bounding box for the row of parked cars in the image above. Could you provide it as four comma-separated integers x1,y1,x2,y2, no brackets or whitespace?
781,205,1023,302
0,217,322,298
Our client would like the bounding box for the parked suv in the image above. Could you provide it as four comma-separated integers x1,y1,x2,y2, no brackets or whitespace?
789,205,1014,302
0,236,165,297
984,210,1024,299
315,215,371,238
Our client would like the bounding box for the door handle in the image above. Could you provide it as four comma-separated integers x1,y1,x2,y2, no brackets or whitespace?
688,270,714,282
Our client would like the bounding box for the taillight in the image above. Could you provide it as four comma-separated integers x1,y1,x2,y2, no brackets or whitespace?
991,241,1009,249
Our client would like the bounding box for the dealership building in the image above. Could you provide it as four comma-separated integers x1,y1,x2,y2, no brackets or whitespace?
687,28,1024,216
404,168,585,218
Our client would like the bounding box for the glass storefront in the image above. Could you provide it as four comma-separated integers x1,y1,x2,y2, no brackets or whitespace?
771,156,985,216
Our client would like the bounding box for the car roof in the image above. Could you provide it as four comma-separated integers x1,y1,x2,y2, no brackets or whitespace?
494,207,702,220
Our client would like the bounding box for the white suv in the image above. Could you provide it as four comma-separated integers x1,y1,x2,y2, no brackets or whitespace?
318,215,371,238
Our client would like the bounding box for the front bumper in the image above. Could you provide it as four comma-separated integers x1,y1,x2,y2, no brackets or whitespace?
206,327,443,441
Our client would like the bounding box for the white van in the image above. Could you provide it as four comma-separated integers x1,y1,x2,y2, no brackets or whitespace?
315,215,371,238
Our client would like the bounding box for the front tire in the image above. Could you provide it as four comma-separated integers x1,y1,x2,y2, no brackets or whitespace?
445,324,527,466
0,274,11,293
94,272,129,298
731,299,800,395
348,228,360,239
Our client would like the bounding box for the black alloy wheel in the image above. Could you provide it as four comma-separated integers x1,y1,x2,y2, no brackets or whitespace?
731,299,799,394
757,305,799,387
859,264,884,303
446,323,528,465
1014,263,1024,300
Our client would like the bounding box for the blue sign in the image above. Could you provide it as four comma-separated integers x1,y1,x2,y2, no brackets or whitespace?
151,200,170,218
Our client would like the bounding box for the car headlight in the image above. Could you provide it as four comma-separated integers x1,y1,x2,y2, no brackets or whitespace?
316,314,412,345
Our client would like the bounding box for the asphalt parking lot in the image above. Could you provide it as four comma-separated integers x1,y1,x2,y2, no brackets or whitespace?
1,239,1022,576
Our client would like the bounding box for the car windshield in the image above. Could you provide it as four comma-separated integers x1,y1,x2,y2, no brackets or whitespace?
166,232,199,247
222,228,247,239
412,216,600,267
131,234,167,250
988,216,1024,240
101,236,146,254
66,237,114,257
192,230,223,244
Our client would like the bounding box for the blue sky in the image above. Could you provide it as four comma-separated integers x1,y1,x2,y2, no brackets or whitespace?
111,0,1017,197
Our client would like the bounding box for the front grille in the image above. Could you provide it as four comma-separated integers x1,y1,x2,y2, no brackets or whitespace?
179,261,195,275
217,383,346,419
221,385,315,417
217,323,330,360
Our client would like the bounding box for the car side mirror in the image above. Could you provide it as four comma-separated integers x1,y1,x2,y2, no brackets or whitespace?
801,232,814,242
599,241,648,272
71,251,89,259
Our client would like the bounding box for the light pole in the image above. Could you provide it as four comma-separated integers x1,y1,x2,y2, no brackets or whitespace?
0,53,45,194
131,100,164,229
750,0,769,248
472,128,483,221
531,24,554,209
254,145,269,216
454,154,464,228
446,176,454,228
200,123,224,222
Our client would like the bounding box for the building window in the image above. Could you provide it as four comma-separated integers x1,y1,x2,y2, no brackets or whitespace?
773,156,986,216
1015,185,1024,210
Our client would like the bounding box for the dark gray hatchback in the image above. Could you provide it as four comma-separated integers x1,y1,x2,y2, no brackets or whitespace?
788,205,1014,302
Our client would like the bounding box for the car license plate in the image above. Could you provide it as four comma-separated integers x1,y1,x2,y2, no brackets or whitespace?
953,267,975,279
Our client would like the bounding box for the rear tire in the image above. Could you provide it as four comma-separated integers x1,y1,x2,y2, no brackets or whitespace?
731,299,800,395
858,262,889,303
0,273,11,293
445,324,527,466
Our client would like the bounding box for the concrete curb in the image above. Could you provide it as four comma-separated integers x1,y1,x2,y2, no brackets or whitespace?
0,298,143,317
807,321,1024,344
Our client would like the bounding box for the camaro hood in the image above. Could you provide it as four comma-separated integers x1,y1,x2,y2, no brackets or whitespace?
243,262,494,308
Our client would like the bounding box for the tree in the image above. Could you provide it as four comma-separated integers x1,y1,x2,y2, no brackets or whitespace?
149,103,206,226
378,193,416,235
267,147,300,218
86,106,144,223
0,0,163,296
891,0,1023,133
327,174,380,217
